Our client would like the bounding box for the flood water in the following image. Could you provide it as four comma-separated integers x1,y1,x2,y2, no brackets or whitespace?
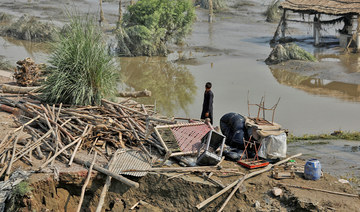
1,0,360,136
288,140,360,189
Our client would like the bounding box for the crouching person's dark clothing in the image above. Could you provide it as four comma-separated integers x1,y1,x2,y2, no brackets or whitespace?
220,113,249,149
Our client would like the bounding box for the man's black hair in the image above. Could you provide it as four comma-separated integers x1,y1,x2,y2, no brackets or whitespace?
205,82,212,89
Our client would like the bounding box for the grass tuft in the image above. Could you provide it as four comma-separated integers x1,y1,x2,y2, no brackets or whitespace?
40,13,119,105
265,0,282,23
13,181,32,197
287,131,360,143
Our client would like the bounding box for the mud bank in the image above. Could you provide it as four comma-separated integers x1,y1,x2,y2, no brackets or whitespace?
8,158,360,212
269,60,360,85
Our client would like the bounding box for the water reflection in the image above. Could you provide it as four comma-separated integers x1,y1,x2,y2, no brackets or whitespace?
2,36,51,55
270,67,360,102
119,57,197,116
0,36,50,64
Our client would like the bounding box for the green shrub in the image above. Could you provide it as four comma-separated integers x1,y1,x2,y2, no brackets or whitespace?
195,0,226,10
0,12,13,23
117,0,195,56
287,131,360,143
0,56,13,71
13,181,32,197
40,14,118,105
265,0,282,23
1,14,57,42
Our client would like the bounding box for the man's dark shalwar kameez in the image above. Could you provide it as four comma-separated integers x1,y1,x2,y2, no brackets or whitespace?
201,90,214,124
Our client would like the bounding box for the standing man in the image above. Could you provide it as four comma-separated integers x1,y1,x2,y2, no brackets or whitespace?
201,82,214,124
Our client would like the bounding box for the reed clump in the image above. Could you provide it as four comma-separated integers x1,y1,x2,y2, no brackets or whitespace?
40,14,118,105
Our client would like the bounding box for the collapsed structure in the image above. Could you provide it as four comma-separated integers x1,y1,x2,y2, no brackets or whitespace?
272,0,360,49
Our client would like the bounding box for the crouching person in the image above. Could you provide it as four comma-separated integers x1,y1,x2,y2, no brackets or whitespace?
220,112,250,160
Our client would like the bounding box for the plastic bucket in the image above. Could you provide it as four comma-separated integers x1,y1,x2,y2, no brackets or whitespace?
304,159,321,180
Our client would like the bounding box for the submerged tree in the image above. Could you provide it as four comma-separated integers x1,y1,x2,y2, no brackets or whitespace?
40,14,118,105
116,0,195,56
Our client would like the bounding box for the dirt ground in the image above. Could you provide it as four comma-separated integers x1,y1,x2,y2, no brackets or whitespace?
8,158,360,212
269,60,360,85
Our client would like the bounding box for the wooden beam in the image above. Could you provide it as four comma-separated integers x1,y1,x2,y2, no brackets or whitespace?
72,157,139,188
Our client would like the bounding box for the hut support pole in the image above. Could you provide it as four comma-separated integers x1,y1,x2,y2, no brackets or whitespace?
208,0,213,23
356,16,360,51
281,10,287,38
313,14,321,46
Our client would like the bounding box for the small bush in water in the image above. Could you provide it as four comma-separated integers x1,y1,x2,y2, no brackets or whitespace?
0,14,57,42
40,14,118,105
265,0,282,23
116,0,195,56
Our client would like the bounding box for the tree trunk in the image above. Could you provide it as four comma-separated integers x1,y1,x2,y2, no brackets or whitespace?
99,0,105,26
116,0,122,29
116,89,151,98
208,0,213,23
1,84,40,94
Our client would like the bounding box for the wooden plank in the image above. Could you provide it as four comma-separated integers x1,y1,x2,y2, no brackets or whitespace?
76,152,97,212
196,153,302,210
72,157,139,188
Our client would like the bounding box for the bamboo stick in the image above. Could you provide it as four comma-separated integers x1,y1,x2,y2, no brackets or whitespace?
4,135,19,181
76,152,97,212
218,177,246,212
196,153,302,210
72,157,139,188
14,129,53,163
279,183,359,198
0,163,8,179
95,152,118,212
68,125,90,166
13,115,40,132
102,99,147,116
40,136,82,169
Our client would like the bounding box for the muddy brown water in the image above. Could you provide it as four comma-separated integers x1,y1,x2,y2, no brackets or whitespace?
1,0,360,136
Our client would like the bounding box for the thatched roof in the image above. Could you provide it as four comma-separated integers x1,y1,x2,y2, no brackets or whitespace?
280,0,360,15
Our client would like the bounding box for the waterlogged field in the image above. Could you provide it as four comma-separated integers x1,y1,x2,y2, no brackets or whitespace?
2,0,359,135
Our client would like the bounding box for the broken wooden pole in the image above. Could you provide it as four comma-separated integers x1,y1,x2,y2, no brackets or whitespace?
1,84,40,94
279,183,359,198
76,152,97,212
313,14,321,46
40,136,82,169
196,153,302,210
73,157,139,188
4,136,19,181
117,89,151,98
281,9,287,38
95,152,118,212
218,176,246,212
68,125,90,166
208,0,213,23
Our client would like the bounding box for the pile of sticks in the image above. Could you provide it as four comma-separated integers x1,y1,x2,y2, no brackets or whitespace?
0,96,171,180
13,58,44,87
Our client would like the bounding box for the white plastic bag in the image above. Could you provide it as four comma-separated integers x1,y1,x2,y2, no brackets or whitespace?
258,132,287,159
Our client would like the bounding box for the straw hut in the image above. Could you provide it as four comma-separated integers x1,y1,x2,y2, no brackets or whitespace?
272,0,360,49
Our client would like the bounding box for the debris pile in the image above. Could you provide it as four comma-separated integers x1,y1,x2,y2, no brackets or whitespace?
0,93,358,211
0,97,161,173
13,58,44,87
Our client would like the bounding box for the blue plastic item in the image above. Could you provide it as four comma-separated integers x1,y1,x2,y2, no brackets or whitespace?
304,159,321,180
